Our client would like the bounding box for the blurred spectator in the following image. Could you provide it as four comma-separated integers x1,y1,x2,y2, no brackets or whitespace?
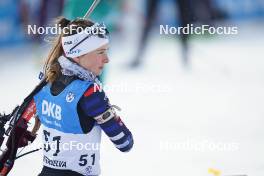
130,0,192,68
129,0,227,69
19,0,29,30
18,0,64,43
35,0,64,42
192,0,227,24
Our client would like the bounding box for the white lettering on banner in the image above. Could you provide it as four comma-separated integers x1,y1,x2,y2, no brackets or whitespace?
42,100,62,120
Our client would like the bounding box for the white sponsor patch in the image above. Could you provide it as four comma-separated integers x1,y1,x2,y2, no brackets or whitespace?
66,92,75,102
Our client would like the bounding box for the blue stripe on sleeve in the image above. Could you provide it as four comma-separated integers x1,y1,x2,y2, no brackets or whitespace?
99,118,134,152
118,134,134,152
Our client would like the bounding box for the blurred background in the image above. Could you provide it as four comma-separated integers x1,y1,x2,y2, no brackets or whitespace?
0,0,264,175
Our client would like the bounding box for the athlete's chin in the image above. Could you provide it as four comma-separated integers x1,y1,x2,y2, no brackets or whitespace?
95,69,103,76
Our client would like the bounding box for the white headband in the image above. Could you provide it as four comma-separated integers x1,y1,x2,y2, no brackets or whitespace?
61,23,109,58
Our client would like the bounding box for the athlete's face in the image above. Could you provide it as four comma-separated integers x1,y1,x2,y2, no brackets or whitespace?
73,44,109,76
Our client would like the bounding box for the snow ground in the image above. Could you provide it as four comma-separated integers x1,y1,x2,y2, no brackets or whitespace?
0,21,263,176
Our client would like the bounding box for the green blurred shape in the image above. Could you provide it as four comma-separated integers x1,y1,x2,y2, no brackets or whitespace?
63,0,121,31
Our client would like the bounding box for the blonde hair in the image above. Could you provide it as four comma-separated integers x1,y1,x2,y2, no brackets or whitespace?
44,17,95,83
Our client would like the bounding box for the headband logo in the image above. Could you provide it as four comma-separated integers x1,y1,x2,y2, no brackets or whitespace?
64,41,72,45
66,49,81,55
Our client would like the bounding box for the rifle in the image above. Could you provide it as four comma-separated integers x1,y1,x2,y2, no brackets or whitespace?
0,78,47,176
0,1,101,175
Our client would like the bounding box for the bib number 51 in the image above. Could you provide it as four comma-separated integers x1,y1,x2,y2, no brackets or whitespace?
79,154,95,166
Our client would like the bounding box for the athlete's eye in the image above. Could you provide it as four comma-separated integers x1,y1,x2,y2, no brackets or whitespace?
97,49,108,55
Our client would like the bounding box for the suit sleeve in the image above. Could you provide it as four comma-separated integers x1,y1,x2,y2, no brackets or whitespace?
79,84,134,152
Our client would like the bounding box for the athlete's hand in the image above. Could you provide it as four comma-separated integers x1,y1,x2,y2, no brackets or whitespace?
18,131,37,147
